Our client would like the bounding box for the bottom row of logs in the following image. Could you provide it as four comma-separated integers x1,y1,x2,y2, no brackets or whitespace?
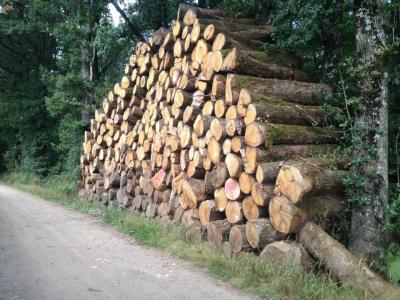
80,188,314,271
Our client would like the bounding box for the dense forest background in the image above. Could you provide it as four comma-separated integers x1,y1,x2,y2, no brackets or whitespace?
0,0,400,276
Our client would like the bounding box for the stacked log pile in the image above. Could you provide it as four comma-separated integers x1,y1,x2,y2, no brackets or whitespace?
79,4,387,291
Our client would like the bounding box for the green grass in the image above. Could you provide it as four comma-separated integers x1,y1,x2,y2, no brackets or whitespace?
1,172,398,300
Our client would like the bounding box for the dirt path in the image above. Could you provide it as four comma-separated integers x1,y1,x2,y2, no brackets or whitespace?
0,185,254,300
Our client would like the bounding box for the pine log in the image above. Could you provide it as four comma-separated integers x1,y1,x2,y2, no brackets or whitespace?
225,153,243,178
225,200,243,224
224,178,242,201
151,168,167,191
222,48,310,82
211,162,229,188
243,96,328,126
226,74,331,105
269,196,307,234
255,161,282,184
274,160,346,204
181,175,214,209
251,182,274,206
238,172,254,194
259,241,312,271
229,225,252,253
207,136,221,164
244,122,339,148
242,196,267,221
207,219,232,248
244,145,336,174
246,218,286,248
214,187,228,211
298,222,389,294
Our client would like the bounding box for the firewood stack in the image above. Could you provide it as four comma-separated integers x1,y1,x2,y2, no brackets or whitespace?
80,4,347,257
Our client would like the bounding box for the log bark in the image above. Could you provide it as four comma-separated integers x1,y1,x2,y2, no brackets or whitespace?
222,48,310,82
211,162,229,188
244,122,339,148
245,145,336,170
207,219,232,248
226,74,331,105
255,161,282,184
299,222,389,294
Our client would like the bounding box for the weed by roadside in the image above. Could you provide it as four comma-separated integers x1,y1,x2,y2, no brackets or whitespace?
1,172,396,300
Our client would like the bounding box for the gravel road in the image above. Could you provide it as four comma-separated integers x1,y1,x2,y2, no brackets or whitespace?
0,185,254,300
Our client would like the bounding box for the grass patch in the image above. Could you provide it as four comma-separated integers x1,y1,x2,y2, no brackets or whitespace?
1,172,398,300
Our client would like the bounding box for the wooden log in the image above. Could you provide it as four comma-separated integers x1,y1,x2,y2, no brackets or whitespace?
152,168,167,191
274,160,346,204
178,4,237,22
242,196,267,221
243,96,328,126
199,200,225,226
222,48,310,82
226,200,243,224
181,175,213,209
246,218,285,249
146,202,157,218
225,153,243,178
229,225,252,253
251,182,274,206
244,145,336,174
207,219,232,247
298,222,389,294
255,161,282,184
224,178,242,201
245,122,339,148
211,162,228,188
259,241,312,271
207,136,221,164
226,74,331,105
269,196,307,234
238,172,254,194
214,187,228,211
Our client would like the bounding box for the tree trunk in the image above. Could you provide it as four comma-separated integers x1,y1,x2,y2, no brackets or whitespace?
207,219,232,248
350,0,389,262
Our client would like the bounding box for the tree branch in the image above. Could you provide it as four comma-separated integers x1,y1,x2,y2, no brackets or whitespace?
109,0,144,41
98,44,126,78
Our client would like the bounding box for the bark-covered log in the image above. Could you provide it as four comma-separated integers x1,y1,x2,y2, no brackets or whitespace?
299,222,389,294
207,219,232,248
245,122,339,148
222,48,310,82
226,74,331,105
